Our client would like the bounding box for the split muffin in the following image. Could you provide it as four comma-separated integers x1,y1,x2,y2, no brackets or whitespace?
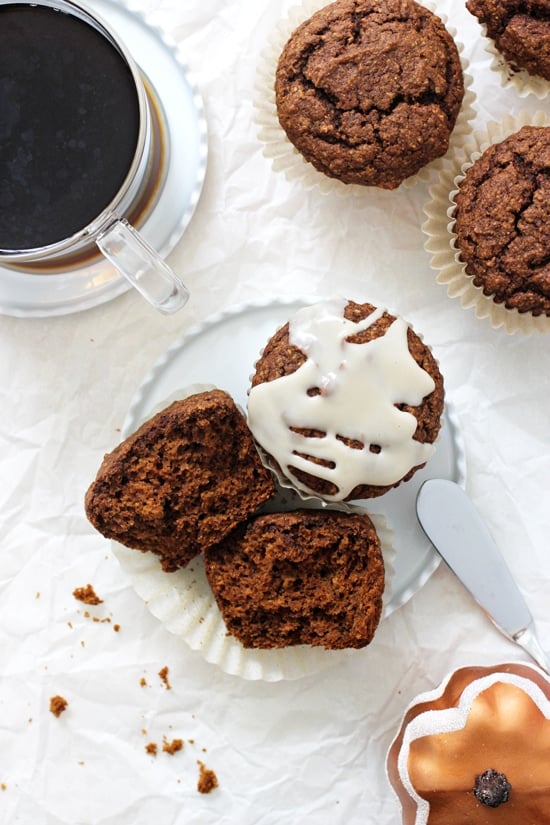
205,508,385,649
85,389,276,571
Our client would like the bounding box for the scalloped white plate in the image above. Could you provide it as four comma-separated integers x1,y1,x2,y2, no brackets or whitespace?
113,296,466,681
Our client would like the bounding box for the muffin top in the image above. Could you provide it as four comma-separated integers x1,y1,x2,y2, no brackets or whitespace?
248,297,444,501
467,0,550,80
453,125,550,317
275,0,464,189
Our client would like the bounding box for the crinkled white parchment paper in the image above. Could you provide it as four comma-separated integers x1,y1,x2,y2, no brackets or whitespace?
1,1,549,823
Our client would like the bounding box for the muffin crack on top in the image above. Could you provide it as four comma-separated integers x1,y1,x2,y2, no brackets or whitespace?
453,125,550,315
275,0,464,188
467,0,550,80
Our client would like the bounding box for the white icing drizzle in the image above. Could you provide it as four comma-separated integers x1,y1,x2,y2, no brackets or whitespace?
247,297,437,501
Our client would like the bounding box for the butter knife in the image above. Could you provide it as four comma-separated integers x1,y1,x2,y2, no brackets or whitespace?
416,478,550,674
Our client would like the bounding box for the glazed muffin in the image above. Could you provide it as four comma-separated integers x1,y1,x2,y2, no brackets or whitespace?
85,389,276,571
247,297,444,502
453,125,550,317
205,509,385,649
274,0,464,189
387,663,550,824
467,0,550,81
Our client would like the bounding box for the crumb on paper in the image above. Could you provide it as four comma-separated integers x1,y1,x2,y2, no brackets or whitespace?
162,737,184,755
158,666,171,690
35,592,40,599
145,743,158,756
140,677,147,687
49,695,68,717
197,761,218,794
1,783,6,791
73,584,103,605
113,624,120,632
92,615,111,624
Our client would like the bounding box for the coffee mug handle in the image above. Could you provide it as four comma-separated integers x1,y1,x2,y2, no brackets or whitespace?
96,218,189,314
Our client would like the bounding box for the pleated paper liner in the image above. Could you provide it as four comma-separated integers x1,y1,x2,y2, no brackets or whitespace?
422,111,550,336
253,0,476,195
112,495,394,683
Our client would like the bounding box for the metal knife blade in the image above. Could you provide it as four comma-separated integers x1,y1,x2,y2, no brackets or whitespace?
416,478,549,673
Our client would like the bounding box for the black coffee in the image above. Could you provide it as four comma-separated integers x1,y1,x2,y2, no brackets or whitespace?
0,4,140,250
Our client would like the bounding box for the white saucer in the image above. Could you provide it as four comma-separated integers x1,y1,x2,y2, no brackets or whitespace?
0,0,207,318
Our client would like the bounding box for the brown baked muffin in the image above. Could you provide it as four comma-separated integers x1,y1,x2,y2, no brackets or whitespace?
453,125,550,317
204,509,385,649
247,297,444,501
85,389,276,571
467,0,550,80
274,0,464,189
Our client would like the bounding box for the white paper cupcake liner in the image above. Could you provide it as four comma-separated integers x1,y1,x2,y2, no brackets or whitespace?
113,496,395,683
422,111,550,336
476,21,550,100
111,383,396,682
253,0,476,195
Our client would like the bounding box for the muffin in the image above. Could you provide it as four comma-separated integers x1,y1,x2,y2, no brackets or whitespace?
247,297,444,502
453,125,550,318
85,389,276,571
204,508,385,649
274,0,465,189
387,663,550,824
467,0,550,81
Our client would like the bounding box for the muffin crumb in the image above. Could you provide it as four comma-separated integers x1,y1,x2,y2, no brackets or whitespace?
73,584,103,605
158,666,171,690
49,695,68,718
197,760,218,794
162,737,184,755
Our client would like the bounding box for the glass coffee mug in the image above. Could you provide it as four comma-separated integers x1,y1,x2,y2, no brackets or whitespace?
0,0,189,313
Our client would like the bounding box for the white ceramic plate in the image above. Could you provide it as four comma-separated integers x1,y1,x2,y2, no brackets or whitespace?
112,297,466,681
0,0,207,317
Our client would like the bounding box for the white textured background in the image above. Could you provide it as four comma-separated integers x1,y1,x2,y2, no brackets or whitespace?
1,1,549,823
